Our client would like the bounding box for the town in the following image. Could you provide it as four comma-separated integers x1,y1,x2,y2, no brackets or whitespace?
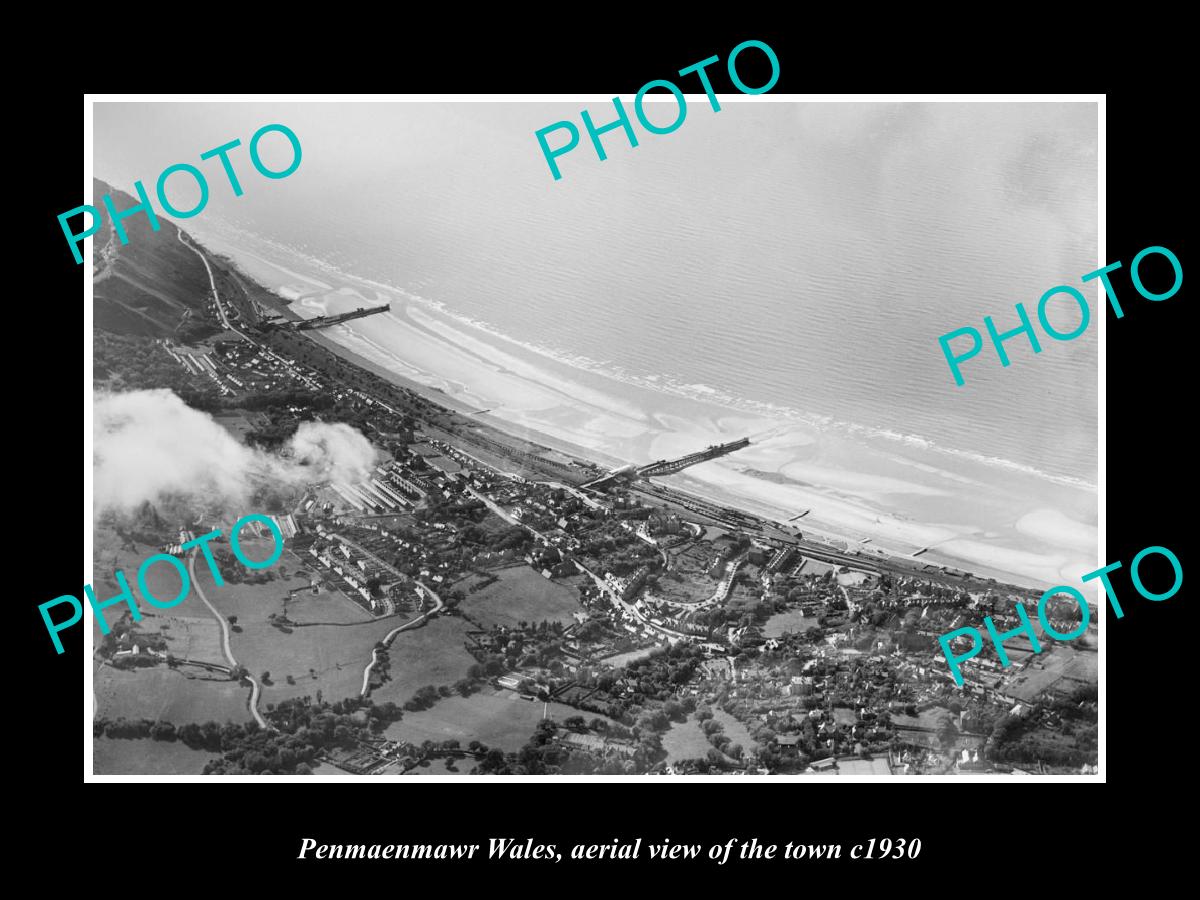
91,195,1099,777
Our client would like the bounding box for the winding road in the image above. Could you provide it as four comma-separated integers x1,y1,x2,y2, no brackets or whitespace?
360,582,444,696
188,551,269,730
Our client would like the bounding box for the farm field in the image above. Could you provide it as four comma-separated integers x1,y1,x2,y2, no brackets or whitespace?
459,566,581,628
90,538,229,661
367,617,478,704
802,559,837,577
711,709,758,754
285,587,373,625
598,646,662,668
190,546,398,705
891,706,955,731
310,762,364,778
762,609,819,638
93,737,217,775
144,613,226,663
402,761,464,776
661,709,756,764
200,542,322,624
230,616,399,705
1060,647,1098,681
1001,643,1097,703
837,571,871,586
383,688,605,751
94,664,252,724
662,715,713,763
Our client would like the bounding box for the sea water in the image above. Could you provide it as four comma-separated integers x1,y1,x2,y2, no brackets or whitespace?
94,101,1099,587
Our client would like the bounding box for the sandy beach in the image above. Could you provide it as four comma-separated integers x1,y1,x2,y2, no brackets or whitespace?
188,221,1099,590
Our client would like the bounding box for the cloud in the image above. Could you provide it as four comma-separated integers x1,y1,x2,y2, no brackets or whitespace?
93,389,377,513
288,421,379,485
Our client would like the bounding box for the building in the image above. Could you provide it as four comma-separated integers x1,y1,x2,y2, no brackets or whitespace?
621,566,650,601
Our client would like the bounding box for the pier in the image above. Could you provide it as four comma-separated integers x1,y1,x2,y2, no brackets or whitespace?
290,303,390,331
582,437,751,490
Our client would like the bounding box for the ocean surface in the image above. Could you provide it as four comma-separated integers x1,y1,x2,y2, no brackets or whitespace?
94,101,1099,587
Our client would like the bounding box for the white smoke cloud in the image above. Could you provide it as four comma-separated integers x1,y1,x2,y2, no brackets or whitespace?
93,389,378,513
288,421,378,485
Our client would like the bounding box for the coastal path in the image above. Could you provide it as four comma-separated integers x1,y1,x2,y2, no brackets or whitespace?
178,229,236,331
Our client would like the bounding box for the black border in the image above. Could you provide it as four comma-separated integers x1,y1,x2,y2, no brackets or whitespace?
20,25,1190,885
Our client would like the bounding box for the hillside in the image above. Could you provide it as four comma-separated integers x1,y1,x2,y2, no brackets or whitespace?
92,178,213,336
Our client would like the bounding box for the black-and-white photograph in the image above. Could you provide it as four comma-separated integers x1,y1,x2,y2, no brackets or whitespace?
84,98,1099,778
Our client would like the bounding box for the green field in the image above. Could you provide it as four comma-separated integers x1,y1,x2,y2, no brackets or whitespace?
402,762,461,776
237,617,399,705
712,709,758,753
94,664,252,724
1003,644,1097,702
90,536,228,663
662,716,714,763
94,737,217,775
285,587,373,625
189,548,395,705
92,535,485,725
146,614,226,664
310,761,366,778
662,709,757,764
366,617,478,703
383,688,607,751
459,566,581,628
762,609,819,638
201,540,321,623
598,646,661,668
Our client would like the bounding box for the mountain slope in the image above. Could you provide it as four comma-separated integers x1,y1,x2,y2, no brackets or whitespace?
92,178,213,336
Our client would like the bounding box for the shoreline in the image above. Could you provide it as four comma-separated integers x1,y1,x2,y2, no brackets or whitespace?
254,297,634,473
188,223,1098,591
